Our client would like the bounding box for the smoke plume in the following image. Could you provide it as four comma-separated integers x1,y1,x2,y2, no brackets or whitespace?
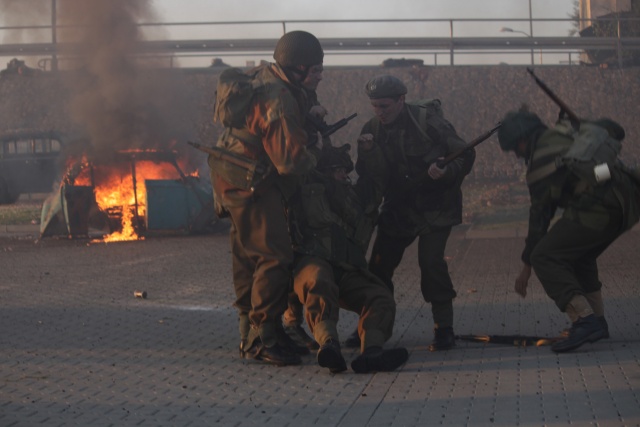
56,0,198,162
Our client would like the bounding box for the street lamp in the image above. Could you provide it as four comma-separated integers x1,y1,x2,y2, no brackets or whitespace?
500,27,540,65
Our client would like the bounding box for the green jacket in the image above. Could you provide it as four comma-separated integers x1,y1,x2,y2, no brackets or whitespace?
359,103,474,237
289,144,387,270
522,127,640,264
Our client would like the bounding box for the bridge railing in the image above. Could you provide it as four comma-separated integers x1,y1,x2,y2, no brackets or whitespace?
1,17,639,68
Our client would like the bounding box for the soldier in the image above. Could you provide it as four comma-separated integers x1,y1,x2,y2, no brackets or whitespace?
349,74,475,351
209,31,324,366
497,110,639,353
288,142,409,373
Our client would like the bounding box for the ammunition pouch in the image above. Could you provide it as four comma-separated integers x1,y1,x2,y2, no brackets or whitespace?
210,129,274,192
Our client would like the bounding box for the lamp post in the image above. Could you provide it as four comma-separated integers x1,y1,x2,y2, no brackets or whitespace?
500,26,540,65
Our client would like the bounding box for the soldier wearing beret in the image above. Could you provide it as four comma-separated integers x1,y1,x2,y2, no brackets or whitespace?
349,74,475,351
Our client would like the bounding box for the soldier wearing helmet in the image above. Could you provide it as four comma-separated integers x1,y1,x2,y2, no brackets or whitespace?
498,108,639,353
286,142,409,374
209,30,324,367
349,74,475,352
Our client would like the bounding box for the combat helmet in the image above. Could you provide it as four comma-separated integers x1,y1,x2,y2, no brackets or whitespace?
317,144,354,174
498,110,546,152
273,31,324,67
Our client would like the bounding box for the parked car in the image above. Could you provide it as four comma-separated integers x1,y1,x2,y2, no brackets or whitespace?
0,130,65,204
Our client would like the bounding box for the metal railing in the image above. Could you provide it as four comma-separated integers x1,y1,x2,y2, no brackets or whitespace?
1,16,640,68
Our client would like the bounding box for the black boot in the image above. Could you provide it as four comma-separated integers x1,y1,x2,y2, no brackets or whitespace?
344,327,361,348
551,314,606,353
277,324,311,356
428,326,456,351
284,324,320,351
244,338,302,366
317,339,347,374
351,346,409,374
561,316,609,339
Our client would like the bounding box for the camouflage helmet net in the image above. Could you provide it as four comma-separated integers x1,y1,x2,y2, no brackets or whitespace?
497,110,545,152
273,31,324,67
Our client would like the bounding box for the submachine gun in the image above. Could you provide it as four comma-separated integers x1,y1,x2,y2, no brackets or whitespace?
385,122,502,205
307,113,358,138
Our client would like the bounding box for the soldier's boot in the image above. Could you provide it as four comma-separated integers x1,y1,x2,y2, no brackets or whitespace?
552,295,606,353
344,327,361,348
429,301,455,351
277,323,311,356
244,337,302,366
284,323,320,351
428,326,456,351
317,339,347,374
351,346,409,374
561,316,609,339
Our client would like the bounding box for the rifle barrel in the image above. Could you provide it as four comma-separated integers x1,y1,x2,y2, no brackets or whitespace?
439,122,502,167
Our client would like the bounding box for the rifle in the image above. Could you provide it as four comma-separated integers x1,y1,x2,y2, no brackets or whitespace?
186,141,268,175
526,67,580,129
437,122,502,168
307,113,358,138
456,334,563,347
384,123,501,205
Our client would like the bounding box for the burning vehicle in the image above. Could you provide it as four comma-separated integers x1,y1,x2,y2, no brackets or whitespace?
40,149,217,241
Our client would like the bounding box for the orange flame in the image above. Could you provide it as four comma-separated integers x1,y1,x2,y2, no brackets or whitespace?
73,153,187,242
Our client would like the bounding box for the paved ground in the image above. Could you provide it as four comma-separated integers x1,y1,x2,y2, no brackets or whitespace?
0,223,639,427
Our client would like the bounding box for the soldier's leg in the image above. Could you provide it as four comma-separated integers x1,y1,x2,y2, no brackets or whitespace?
530,218,616,352
283,285,319,351
531,218,617,313
226,186,300,366
417,227,457,351
340,270,408,374
293,256,345,373
339,269,396,352
228,216,253,356
368,229,415,294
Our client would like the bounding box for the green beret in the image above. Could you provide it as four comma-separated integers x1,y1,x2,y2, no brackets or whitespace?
365,75,407,99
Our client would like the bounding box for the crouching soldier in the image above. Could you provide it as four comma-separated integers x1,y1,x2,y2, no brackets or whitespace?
498,109,640,353
288,141,409,373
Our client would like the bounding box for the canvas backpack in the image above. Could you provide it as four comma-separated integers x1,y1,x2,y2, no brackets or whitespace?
527,120,622,186
213,66,265,129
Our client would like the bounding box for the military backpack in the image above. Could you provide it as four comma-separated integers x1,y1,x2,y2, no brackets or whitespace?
213,66,265,129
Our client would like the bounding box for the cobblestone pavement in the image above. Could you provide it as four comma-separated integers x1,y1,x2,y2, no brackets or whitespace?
1,225,639,427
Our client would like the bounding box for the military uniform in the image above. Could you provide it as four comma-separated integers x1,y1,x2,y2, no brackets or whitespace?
287,144,408,372
360,101,475,338
210,62,319,356
520,125,639,311
498,110,640,352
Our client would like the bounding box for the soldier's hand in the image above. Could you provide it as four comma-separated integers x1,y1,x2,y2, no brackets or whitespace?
309,105,328,120
515,264,532,298
428,159,446,180
357,133,374,151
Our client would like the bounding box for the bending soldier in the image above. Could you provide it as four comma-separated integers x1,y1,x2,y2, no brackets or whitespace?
498,109,640,353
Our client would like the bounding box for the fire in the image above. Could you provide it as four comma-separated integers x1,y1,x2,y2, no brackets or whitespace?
70,151,188,242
